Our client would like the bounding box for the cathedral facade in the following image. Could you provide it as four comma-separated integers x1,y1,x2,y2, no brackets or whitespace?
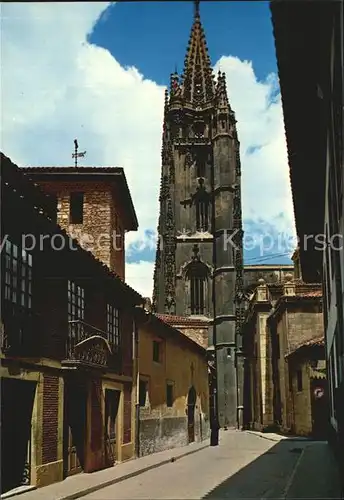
152,1,245,429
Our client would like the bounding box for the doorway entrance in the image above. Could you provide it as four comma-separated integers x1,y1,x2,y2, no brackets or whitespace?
63,378,88,477
187,386,197,443
1,378,36,494
310,378,328,440
104,389,120,465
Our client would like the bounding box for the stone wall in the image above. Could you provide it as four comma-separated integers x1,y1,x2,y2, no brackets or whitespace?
172,326,208,349
287,309,324,351
289,361,312,435
139,410,210,457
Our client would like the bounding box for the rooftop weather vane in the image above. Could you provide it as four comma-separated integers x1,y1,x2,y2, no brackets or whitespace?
72,139,86,168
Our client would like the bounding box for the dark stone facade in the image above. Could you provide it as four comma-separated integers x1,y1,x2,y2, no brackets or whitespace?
152,5,245,429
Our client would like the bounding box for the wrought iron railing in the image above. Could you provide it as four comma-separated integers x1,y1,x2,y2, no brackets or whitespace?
64,320,120,370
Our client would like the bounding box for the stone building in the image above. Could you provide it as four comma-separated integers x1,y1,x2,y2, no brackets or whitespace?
271,0,343,484
1,153,143,494
268,279,326,438
136,309,209,456
20,166,138,280
152,0,245,430
244,269,327,438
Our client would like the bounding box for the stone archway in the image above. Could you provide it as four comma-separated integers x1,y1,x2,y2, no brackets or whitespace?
187,386,197,443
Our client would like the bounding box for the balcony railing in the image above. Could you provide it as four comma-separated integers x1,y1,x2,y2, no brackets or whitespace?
63,320,119,370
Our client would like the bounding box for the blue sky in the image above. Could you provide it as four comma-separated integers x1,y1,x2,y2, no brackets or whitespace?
1,2,295,297
90,1,277,85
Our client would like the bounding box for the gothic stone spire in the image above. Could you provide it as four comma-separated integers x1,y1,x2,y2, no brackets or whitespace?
180,1,215,105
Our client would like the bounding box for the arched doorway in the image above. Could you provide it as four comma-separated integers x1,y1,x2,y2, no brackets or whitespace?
187,386,197,443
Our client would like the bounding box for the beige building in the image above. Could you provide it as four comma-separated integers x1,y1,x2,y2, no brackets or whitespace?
244,271,327,438
136,309,210,456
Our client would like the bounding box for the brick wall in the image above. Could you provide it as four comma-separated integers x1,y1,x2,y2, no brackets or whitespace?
123,382,132,444
36,181,125,278
42,374,59,464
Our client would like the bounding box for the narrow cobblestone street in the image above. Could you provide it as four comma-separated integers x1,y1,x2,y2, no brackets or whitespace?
82,431,341,500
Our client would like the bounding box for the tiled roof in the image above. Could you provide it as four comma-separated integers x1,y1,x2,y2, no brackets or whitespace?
286,336,325,357
21,166,123,173
155,314,210,327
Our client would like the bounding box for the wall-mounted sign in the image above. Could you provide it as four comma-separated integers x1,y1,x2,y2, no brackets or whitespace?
314,387,325,399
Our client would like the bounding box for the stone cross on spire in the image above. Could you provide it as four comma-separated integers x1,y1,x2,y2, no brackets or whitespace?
194,0,200,19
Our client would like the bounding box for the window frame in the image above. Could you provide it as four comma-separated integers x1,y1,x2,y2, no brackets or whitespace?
152,340,161,363
67,280,85,323
106,303,120,350
186,261,209,315
4,238,33,311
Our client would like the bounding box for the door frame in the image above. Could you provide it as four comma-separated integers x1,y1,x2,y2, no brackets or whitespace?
102,381,124,463
63,376,88,478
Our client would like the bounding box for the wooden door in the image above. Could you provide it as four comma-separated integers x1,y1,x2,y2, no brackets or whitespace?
64,380,87,477
104,389,120,465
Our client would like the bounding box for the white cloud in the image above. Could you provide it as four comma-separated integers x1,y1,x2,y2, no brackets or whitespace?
1,3,295,299
214,56,295,234
125,261,155,299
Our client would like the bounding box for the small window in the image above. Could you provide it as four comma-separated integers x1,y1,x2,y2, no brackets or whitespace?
166,382,174,407
4,240,32,309
296,369,303,392
69,192,84,224
107,304,120,349
153,340,161,363
139,380,148,407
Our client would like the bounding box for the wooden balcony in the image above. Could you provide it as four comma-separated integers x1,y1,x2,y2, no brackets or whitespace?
62,320,120,371
1,302,41,357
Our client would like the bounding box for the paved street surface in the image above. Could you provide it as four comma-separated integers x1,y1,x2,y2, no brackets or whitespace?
83,431,342,500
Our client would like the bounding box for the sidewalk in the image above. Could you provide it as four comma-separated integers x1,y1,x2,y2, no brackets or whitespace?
1,440,209,500
246,430,313,442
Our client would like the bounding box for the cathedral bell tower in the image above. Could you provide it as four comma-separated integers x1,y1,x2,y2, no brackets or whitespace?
152,1,245,429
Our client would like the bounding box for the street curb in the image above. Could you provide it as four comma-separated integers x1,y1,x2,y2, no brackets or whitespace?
245,431,311,443
60,443,209,500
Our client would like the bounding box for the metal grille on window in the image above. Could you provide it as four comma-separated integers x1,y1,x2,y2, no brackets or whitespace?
186,261,208,316
107,304,120,350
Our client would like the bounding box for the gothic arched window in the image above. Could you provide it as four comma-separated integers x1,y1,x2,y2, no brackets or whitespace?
186,261,209,315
